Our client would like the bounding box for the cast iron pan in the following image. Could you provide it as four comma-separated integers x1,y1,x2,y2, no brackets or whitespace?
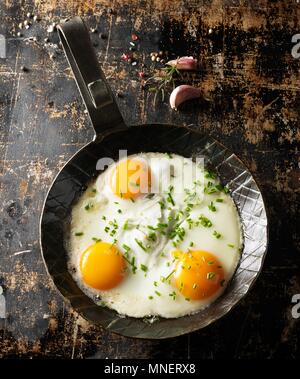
40,17,268,339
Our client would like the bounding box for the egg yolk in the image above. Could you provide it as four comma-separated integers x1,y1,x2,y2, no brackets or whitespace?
80,242,126,290
111,158,151,199
172,250,225,300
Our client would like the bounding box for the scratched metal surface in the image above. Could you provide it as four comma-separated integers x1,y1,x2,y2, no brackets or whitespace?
0,0,299,358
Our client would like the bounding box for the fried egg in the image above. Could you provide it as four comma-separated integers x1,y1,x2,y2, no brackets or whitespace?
67,153,242,318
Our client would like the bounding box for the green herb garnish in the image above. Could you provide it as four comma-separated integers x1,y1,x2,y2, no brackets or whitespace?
123,219,129,230
169,291,176,300
147,232,157,242
135,238,147,252
85,202,93,211
208,201,216,212
75,232,84,237
140,264,148,272
122,244,131,254
207,272,216,280
198,215,213,227
205,170,216,179
166,185,175,206
213,230,222,239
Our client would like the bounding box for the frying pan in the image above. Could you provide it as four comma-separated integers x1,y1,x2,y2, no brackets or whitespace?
40,16,268,339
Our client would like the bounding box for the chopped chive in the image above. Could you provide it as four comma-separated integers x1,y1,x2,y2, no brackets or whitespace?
135,238,147,252
102,215,106,221
92,237,102,242
185,297,190,301
117,209,122,214
155,290,161,297
199,215,213,227
228,243,235,248
213,230,222,239
85,202,93,211
216,198,223,203
208,201,216,212
186,218,193,229
169,291,176,300
111,239,117,246
124,255,137,274
166,185,175,206
147,232,157,242
148,295,154,300
158,200,165,210
204,181,218,194
146,193,155,199
131,257,137,274
220,279,226,287
157,223,168,229
169,224,185,241
123,219,129,230
154,281,158,287
204,182,229,195
208,260,215,265
75,232,84,236
122,244,131,253
165,270,175,281
207,272,216,280
205,170,216,179
92,188,97,193
140,264,148,272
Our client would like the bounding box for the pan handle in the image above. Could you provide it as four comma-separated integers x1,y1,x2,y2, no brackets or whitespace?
57,16,127,139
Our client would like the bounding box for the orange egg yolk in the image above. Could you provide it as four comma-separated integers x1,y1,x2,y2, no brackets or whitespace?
80,242,126,290
172,250,225,300
111,158,151,199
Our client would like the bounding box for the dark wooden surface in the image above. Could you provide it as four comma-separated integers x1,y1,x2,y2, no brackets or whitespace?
0,0,299,358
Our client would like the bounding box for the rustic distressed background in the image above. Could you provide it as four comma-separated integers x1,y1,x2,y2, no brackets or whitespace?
0,0,299,358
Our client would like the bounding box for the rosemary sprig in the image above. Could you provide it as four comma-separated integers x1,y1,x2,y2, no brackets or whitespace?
146,65,181,105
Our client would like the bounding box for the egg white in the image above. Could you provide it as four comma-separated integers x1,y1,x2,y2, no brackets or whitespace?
67,153,242,318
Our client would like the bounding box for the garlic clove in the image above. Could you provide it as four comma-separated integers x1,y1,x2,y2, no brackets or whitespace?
166,56,198,70
169,85,202,110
